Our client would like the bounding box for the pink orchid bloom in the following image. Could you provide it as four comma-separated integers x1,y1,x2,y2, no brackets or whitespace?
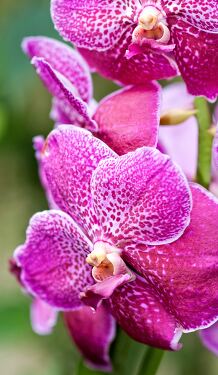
13,126,218,353
159,82,218,194
51,0,218,99
22,36,161,154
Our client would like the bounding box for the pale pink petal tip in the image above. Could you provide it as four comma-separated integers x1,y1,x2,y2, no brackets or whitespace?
31,298,58,335
199,322,218,356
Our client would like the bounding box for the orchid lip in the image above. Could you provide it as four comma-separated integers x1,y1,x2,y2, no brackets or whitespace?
133,5,170,45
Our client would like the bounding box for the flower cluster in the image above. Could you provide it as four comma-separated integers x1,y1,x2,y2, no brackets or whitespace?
10,0,218,371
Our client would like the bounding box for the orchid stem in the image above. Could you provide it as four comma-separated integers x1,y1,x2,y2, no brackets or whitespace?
136,347,164,375
195,97,213,189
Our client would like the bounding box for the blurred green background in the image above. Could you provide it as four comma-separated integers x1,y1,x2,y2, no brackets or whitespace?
0,1,217,374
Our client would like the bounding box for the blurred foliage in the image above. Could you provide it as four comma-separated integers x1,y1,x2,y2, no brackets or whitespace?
0,1,217,374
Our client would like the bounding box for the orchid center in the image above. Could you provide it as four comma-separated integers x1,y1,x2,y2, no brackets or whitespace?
132,6,170,45
86,241,133,283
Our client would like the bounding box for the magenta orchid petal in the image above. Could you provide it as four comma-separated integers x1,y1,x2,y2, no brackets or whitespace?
31,298,58,335
108,277,181,350
123,184,218,331
200,323,218,356
9,257,22,285
33,136,59,209
91,147,192,246
64,305,116,371
161,0,218,33
15,210,93,310
170,20,218,100
94,83,161,155
32,57,97,130
159,83,198,179
41,126,117,238
81,274,132,310
79,36,179,86
22,36,92,103
51,0,139,51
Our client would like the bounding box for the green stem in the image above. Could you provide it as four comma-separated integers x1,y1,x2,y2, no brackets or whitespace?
136,348,164,375
195,97,213,188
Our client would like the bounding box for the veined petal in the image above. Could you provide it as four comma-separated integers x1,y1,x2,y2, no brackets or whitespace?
200,323,218,356
31,298,58,335
170,19,218,100
79,30,179,85
161,0,218,33
14,210,93,310
91,147,192,245
22,36,92,102
94,83,161,154
123,184,218,332
32,58,97,130
159,83,198,179
41,126,117,239
108,277,181,350
51,0,140,51
64,305,115,371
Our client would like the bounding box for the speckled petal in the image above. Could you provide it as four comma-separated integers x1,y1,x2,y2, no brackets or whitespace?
41,126,117,238
79,30,179,85
22,36,92,102
200,323,218,356
14,210,93,310
64,305,115,371
91,147,192,245
51,0,139,51
31,298,58,335
33,136,58,209
123,184,218,331
170,19,218,100
108,277,181,350
161,0,218,32
159,83,198,179
32,58,97,130
94,83,161,155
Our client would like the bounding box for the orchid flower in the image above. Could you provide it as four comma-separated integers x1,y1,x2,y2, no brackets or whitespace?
23,36,161,154
13,126,218,352
51,0,218,99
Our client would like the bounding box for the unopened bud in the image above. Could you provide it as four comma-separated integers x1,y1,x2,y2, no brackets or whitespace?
160,108,197,126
